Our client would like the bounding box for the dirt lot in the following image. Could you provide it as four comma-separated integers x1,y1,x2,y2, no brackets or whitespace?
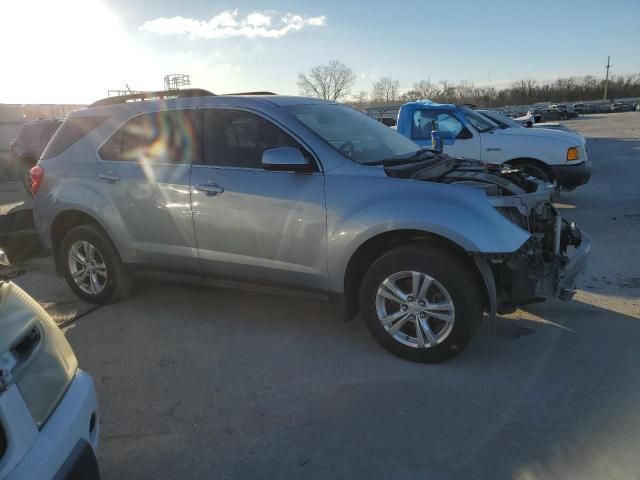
7,112,640,479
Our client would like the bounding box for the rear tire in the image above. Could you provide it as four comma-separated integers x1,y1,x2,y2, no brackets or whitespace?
60,223,132,304
359,245,483,363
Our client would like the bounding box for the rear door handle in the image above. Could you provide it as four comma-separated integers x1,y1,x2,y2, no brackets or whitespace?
99,171,121,183
195,183,224,196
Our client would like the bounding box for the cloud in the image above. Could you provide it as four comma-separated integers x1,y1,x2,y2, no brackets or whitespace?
140,10,326,39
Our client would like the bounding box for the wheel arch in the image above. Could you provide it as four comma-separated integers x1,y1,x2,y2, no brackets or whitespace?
17,154,37,166
342,229,490,320
507,157,555,180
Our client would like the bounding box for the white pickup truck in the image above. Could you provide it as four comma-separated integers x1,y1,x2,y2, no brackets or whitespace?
395,102,592,190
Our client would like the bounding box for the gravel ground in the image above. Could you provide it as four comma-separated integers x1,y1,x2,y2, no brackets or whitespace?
10,111,640,480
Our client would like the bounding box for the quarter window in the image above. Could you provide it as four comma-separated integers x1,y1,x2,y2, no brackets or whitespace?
99,110,196,164
203,109,310,169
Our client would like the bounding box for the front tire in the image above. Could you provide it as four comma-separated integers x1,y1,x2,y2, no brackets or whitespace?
60,223,132,304
359,245,483,363
516,161,554,184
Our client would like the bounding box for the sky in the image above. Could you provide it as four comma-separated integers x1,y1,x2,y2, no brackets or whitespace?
1,0,639,104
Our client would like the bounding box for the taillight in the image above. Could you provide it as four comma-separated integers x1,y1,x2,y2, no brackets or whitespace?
30,165,44,195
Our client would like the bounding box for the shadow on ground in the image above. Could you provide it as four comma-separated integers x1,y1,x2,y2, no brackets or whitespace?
60,278,640,480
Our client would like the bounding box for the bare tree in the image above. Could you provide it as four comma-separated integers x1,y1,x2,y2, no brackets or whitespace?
372,77,400,103
351,90,369,111
455,80,476,104
412,80,436,99
401,80,436,101
436,80,456,103
297,60,357,101
340,72,640,109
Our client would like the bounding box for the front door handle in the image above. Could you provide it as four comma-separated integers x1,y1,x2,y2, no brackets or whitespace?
99,171,121,183
195,183,224,196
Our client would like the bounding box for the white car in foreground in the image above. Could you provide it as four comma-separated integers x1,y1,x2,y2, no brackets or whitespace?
0,251,99,480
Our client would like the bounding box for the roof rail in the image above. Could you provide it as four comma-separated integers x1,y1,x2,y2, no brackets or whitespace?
222,91,277,96
90,88,216,107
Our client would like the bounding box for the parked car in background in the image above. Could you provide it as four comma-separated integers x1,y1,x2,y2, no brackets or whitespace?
610,102,631,112
634,102,640,112
509,110,576,133
539,108,578,121
582,104,601,114
478,109,581,136
572,103,586,113
31,90,590,363
396,101,591,190
600,104,612,112
9,119,62,193
0,249,99,479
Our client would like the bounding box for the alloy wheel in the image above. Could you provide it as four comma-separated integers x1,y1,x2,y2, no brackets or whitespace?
375,271,455,348
68,240,108,295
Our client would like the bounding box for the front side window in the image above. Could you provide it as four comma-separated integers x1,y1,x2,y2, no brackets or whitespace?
412,110,465,141
99,110,196,164
287,103,418,164
480,111,521,129
203,109,309,169
461,107,499,133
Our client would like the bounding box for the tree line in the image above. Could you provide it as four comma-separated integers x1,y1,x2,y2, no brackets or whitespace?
297,60,640,109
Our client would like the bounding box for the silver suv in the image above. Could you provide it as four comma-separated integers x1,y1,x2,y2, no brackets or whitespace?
32,90,590,363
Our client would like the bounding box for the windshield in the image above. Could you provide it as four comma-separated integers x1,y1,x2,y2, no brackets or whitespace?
286,103,420,164
461,107,499,132
479,110,523,129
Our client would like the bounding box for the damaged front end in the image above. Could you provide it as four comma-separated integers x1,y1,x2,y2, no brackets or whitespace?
385,154,591,316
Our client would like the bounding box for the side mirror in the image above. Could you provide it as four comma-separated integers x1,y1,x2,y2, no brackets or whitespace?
262,147,313,173
0,249,10,267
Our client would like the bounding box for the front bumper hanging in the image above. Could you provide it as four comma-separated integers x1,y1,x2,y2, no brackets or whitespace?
556,228,591,300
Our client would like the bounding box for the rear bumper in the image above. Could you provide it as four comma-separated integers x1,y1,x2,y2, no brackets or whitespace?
551,159,592,189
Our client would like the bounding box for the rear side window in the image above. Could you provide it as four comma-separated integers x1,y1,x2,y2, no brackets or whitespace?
41,116,107,159
45,120,62,143
99,110,196,164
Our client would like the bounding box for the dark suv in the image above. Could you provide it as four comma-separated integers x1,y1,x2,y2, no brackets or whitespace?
9,119,62,192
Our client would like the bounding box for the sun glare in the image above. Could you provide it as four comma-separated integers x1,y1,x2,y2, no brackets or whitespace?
1,0,137,103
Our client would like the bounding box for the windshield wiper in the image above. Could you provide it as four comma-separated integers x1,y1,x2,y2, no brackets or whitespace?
362,147,438,166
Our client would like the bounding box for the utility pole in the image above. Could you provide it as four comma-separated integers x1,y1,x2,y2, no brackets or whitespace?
488,71,492,109
603,56,611,101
